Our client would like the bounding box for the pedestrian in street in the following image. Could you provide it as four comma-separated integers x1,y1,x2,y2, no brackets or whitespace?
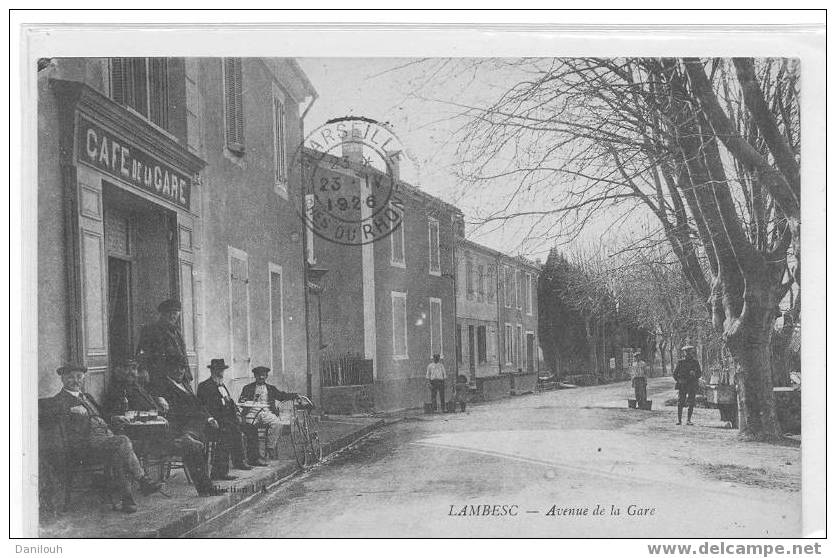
426,354,446,412
673,345,702,425
136,299,191,388
631,351,648,407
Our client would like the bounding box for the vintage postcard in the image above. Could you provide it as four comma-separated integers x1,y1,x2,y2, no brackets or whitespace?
13,17,826,543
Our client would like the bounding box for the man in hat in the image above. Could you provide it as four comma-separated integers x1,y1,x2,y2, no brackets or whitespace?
198,359,267,480
43,364,162,513
630,351,648,407
151,360,219,496
104,359,168,417
238,366,297,459
136,298,191,388
673,345,702,425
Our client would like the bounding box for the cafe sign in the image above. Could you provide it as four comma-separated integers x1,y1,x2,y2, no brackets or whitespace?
77,117,191,210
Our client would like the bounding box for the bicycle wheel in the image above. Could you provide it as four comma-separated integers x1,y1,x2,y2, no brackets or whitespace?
289,416,309,468
305,414,322,463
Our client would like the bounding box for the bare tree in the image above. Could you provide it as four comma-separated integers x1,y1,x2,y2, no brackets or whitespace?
421,57,799,440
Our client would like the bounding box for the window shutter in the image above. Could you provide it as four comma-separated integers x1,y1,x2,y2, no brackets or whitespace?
148,58,169,130
274,95,287,183
110,58,126,105
224,58,245,152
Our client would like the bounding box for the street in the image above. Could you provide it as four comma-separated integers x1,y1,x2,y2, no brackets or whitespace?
191,377,800,538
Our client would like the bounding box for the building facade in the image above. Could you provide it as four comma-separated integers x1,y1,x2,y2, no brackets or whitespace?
455,239,501,379
455,233,541,398
307,147,461,413
496,253,541,377
37,57,316,403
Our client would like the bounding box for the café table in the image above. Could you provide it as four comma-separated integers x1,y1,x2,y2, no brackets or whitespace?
111,413,170,476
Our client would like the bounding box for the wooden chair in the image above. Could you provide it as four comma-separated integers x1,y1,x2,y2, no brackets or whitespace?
162,439,215,484
38,399,117,511
244,407,279,459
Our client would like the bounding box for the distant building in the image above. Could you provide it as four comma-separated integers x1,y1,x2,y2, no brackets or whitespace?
37,57,317,402
306,146,462,413
455,230,541,399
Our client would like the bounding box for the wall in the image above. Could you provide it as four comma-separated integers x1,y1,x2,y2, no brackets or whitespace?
196,58,310,400
372,187,458,411
497,257,540,375
37,68,69,397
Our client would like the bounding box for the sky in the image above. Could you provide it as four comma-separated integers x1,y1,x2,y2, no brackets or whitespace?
297,58,649,263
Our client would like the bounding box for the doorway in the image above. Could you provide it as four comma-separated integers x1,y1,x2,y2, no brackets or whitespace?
108,256,133,364
526,333,535,373
467,325,476,376
103,182,178,386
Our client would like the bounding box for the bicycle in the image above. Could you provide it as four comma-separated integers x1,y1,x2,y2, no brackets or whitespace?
288,395,322,468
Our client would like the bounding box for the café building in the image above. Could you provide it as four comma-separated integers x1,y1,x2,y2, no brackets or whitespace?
37,57,318,403
38,59,206,401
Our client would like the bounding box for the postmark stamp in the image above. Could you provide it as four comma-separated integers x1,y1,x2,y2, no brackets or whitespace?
294,116,409,246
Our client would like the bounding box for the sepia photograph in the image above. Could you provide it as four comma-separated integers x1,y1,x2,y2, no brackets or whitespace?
14,15,825,542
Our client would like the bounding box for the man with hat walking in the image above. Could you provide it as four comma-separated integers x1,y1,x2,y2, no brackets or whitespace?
198,358,267,480
43,364,163,513
136,299,191,388
673,345,702,425
238,366,298,459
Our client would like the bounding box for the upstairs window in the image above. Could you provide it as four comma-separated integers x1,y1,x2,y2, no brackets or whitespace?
465,258,474,298
504,266,514,308
272,84,288,196
477,265,485,302
390,204,405,267
110,58,170,130
428,217,441,276
526,273,534,315
486,266,495,302
223,58,245,153
516,270,523,310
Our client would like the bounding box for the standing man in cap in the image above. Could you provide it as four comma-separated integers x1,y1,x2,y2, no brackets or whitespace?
673,345,702,425
43,364,162,513
198,359,267,480
136,298,191,388
239,366,298,459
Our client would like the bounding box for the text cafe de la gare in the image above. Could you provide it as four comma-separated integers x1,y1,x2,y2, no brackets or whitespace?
40,80,205,400
81,119,191,208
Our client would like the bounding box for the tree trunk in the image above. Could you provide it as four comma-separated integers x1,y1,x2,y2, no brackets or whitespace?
731,340,782,440
725,282,784,440
585,316,597,375
658,336,668,376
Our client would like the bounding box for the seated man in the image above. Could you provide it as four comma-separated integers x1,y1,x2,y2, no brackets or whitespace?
151,360,219,496
44,364,162,513
198,359,267,480
238,366,297,459
104,359,168,417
